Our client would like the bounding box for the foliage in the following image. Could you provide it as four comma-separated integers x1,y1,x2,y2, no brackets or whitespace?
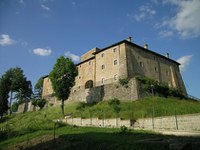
37,99,47,110
34,77,44,99
31,99,47,110
0,67,33,116
108,98,121,114
119,78,129,88
49,56,78,115
136,75,185,98
14,80,33,104
0,77,9,117
119,125,129,135
11,102,19,112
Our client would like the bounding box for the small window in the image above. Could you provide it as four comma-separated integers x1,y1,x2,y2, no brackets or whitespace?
89,61,91,65
80,65,81,68
79,76,81,79
113,48,117,52
102,65,105,70
101,78,104,84
114,74,118,80
139,62,143,67
155,67,158,73
101,53,104,57
79,86,80,89
114,60,118,65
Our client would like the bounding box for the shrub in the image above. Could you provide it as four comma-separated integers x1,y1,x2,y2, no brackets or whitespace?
119,125,129,134
119,78,129,87
109,98,121,114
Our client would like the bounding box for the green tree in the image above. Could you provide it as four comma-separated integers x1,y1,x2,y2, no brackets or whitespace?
37,99,47,110
49,56,78,116
0,76,9,118
0,67,32,115
34,77,44,99
11,101,19,112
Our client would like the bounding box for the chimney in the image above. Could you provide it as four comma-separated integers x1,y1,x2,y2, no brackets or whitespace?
127,36,132,42
165,53,169,58
144,44,148,49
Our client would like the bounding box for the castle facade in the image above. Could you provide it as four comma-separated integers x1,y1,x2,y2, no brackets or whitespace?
42,37,187,104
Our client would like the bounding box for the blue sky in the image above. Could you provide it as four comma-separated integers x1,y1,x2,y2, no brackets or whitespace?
0,0,200,98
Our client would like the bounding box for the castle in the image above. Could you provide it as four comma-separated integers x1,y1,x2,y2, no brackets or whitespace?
42,37,187,104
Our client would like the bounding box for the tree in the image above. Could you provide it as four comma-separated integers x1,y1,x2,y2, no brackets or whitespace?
49,56,78,116
11,101,19,112
0,77,9,118
34,77,44,99
0,67,32,115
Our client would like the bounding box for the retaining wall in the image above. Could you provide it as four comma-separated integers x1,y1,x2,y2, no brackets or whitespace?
63,113,200,131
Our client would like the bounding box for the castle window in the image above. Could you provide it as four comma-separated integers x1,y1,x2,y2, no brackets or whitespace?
139,62,143,67
79,76,81,79
80,65,81,68
101,53,104,57
114,74,118,80
102,65,104,69
101,78,104,84
113,48,117,52
89,61,91,65
114,60,118,65
155,67,158,73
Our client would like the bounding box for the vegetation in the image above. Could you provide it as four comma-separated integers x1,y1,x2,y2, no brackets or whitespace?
34,77,44,99
0,67,32,117
136,75,185,98
49,56,78,116
66,97,200,119
0,97,200,149
119,78,129,88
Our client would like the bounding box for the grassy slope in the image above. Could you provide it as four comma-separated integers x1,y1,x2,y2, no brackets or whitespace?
0,97,200,149
65,97,200,119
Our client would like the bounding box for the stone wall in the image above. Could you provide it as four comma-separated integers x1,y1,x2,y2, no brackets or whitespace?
63,113,200,131
68,78,139,103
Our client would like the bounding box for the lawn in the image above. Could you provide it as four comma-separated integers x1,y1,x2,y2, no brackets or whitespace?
0,96,200,149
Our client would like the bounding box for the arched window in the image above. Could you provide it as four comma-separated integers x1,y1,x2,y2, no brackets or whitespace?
85,80,93,89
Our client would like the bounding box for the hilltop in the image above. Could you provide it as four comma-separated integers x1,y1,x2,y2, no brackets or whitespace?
1,97,200,149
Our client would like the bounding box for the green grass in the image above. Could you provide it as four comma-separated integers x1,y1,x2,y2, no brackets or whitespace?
0,96,200,149
65,97,200,119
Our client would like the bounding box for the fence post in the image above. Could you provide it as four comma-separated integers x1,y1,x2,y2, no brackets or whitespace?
175,110,178,130
152,106,155,129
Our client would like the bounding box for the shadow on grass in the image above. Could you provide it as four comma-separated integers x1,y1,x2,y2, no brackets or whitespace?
15,131,170,150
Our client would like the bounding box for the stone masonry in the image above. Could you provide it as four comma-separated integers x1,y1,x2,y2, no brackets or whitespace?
42,37,187,103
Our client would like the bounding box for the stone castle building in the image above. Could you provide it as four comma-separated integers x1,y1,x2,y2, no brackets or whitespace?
42,37,187,104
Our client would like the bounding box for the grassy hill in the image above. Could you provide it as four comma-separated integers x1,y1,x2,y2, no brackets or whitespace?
0,96,200,149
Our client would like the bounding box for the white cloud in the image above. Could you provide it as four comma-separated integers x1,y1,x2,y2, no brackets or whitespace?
64,51,80,63
162,0,200,39
158,30,174,38
177,55,193,72
41,4,50,11
129,4,156,22
33,48,52,56
0,34,16,46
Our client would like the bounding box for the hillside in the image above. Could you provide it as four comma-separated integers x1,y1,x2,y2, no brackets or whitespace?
0,97,200,149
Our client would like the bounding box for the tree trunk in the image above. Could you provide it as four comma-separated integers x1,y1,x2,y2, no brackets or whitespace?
9,91,13,115
61,99,64,117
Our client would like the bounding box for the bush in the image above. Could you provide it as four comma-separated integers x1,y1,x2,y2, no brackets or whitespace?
119,125,129,134
37,99,47,110
109,98,121,114
119,78,129,87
